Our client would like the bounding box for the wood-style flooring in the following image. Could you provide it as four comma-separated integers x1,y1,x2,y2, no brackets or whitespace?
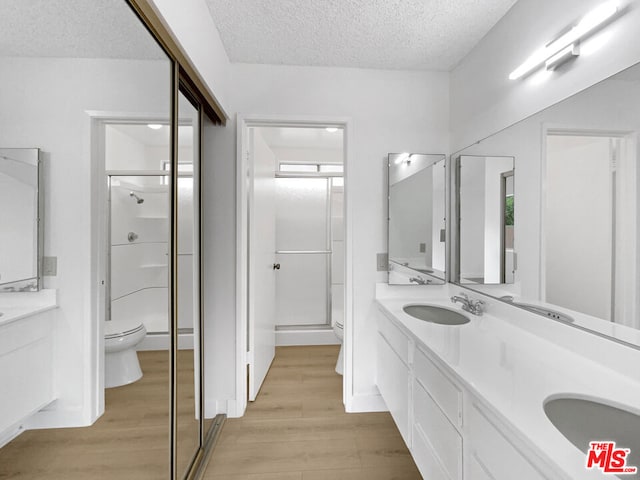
0,350,200,480
0,346,420,479
204,345,421,480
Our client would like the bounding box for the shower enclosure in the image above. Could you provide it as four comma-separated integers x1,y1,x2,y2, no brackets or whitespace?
108,175,169,338
274,175,344,342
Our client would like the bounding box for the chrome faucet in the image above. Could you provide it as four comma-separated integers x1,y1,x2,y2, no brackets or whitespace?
451,292,484,316
409,276,430,285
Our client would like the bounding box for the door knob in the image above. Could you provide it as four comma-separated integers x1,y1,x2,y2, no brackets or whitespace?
273,263,281,270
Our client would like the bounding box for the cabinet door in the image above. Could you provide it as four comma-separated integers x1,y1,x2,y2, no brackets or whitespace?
377,333,410,445
468,404,549,480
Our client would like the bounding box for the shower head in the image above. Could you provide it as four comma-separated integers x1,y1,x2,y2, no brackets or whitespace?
129,192,144,204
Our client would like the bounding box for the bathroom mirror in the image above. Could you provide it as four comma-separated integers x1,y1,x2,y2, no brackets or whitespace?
455,155,515,285
452,60,640,348
0,148,42,292
388,153,446,285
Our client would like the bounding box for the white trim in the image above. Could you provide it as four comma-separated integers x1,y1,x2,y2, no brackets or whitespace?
347,393,388,413
275,329,340,346
236,114,353,416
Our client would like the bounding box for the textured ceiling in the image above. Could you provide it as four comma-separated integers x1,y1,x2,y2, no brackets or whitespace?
205,0,518,71
0,0,165,59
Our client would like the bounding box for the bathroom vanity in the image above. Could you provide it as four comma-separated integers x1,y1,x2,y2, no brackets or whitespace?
375,284,640,480
0,290,57,446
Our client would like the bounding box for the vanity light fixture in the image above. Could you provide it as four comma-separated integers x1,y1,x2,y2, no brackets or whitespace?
325,127,339,133
509,0,620,80
147,123,163,130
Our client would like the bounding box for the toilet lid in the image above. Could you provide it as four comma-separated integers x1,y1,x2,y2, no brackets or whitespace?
105,318,145,339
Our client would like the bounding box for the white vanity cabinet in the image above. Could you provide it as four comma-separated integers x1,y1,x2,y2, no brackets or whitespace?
466,403,548,480
376,312,411,445
0,309,55,443
376,308,550,480
412,347,463,480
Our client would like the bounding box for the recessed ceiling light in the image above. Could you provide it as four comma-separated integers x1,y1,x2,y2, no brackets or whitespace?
147,124,163,130
325,127,339,133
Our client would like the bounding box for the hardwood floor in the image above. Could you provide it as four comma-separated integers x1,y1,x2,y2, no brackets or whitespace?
0,350,200,480
0,347,420,479
204,345,421,480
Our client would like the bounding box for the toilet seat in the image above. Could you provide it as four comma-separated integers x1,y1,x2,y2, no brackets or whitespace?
105,318,145,339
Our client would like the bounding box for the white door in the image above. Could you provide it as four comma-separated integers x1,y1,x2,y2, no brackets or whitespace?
248,128,277,401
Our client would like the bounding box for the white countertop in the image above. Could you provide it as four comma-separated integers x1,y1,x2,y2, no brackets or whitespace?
0,289,58,326
376,284,640,480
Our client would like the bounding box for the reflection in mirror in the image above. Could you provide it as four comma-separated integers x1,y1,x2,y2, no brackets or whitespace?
0,0,176,478
452,61,640,348
0,148,41,291
176,90,201,477
388,153,446,285
456,155,515,285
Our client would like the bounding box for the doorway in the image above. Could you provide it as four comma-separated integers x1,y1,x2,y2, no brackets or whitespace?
237,118,350,411
544,131,636,325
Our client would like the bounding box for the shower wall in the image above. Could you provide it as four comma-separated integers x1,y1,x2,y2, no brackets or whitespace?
106,121,196,350
110,178,169,334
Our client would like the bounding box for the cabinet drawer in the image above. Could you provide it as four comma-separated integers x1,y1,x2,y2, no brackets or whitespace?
411,424,450,480
413,380,462,480
376,333,410,445
377,312,409,365
414,347,462,427
469,404,548,480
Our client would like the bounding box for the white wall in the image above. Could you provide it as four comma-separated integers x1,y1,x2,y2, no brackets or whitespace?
0,57,171,426
271,147,343,165
218,65,448,411
459,158,486,279
149,0,231,116
545,136,613,320
451,0,640,151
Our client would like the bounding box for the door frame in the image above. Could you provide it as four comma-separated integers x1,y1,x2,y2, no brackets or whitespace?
236,114,352,416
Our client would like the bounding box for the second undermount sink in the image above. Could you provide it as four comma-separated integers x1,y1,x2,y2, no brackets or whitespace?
544,396,640,475
403,304,470,325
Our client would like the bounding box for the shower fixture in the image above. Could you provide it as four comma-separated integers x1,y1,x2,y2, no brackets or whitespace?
129,192,144,204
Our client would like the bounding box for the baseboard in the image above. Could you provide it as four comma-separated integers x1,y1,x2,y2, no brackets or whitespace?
346,393,388,413
138,332,193,351
276,329,340,346
0,423,24,449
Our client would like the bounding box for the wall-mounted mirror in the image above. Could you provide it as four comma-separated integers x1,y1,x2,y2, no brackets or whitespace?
388,153,446,285
452,61,640,348
456,155,515,285
0,148,42,292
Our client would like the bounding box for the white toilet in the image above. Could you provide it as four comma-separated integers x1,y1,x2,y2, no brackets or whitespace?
105,318,147,388
333,320,344,375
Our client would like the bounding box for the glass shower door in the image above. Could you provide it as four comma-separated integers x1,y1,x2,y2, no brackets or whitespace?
275,177,331,328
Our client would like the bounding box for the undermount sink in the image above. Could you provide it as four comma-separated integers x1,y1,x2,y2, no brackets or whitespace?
544,396,640,474
402,304,470,325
